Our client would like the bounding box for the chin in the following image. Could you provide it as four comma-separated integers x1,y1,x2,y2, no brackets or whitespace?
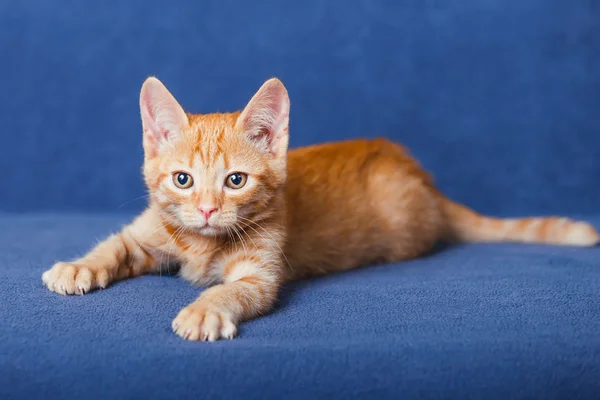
195,225,221,237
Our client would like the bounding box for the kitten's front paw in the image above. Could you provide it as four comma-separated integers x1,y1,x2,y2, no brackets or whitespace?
172,302,237,341
42,262,110,295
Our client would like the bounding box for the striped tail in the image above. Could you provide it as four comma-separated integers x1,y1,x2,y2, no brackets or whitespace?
441,199,599,247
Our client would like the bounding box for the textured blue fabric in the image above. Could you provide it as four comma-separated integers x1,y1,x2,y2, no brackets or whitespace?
3,0,600,398
2,213,600,399
1,0,600,214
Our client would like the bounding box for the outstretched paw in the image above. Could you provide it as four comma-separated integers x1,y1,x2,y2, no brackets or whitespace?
42,262,109,295
172,302,237,341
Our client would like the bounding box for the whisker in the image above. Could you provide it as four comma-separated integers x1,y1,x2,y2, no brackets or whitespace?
169,225,187,275
159,224,185,278
236,219,289,271
236,216,293,272
231,223,250,255
232,222,259,253
118,193,151,209
225,226,243,256
224,226,234,249
165,225,183,276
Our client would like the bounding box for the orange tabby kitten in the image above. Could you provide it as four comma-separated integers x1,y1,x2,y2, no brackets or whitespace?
42,77,599,341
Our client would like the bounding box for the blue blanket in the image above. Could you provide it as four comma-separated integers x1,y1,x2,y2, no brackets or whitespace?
2,213,600,399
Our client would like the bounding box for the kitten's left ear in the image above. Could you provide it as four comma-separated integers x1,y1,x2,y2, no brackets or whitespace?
235,78,290,158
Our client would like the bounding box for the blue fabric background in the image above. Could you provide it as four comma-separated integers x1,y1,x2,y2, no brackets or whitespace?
1,0,599,214
2,0,600,398
2,214,600,399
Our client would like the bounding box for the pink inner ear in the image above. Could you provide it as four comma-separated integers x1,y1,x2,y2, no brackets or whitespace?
139,77,189,143
250,126,273,145
238,79,290,155
140,86,168,141
140,94,164,140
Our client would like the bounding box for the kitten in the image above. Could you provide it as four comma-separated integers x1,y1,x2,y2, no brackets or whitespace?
42,77,600,341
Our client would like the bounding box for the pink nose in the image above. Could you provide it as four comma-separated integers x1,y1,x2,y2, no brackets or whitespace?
198,205,218,219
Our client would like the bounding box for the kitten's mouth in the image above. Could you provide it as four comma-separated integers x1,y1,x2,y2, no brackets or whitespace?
195,223,220,235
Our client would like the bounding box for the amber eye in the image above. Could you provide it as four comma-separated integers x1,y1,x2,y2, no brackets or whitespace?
173,172,193,189
226,172,247,189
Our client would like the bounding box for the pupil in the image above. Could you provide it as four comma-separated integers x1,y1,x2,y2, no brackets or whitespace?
231,174,241,185
178,174,188,184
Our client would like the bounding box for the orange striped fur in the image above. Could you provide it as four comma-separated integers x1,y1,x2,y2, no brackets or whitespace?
42,77,599,341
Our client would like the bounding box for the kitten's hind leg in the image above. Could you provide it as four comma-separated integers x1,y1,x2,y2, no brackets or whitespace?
42,211,159,295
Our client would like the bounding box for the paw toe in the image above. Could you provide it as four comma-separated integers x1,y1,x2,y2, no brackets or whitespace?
172,305,238,342
203,313,221,342
95,268,110,289
41,270,50,285
43,263,109,295
221,319,237,340
74,268,93,294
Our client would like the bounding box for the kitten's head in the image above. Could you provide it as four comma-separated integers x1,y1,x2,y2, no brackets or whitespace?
139,77,290,236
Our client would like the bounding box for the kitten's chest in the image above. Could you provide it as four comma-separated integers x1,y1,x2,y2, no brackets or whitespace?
172,236,222,286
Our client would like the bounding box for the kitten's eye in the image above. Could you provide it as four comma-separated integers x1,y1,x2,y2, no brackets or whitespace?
226,172,248,189
173,172,193,189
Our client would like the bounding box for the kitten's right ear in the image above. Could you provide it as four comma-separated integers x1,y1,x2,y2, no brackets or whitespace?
139,77,189,157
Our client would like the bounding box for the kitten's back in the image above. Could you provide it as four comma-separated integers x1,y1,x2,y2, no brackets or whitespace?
284,138,444,279
284,138,599,280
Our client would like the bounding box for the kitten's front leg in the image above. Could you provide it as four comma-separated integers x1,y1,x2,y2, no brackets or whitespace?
42,211,159,295
172,250,282,341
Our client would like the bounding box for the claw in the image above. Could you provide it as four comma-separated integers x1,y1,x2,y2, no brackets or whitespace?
79,286,86,295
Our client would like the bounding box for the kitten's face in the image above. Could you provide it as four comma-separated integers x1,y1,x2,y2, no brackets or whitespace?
139,78,289,237
145,114,285,236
